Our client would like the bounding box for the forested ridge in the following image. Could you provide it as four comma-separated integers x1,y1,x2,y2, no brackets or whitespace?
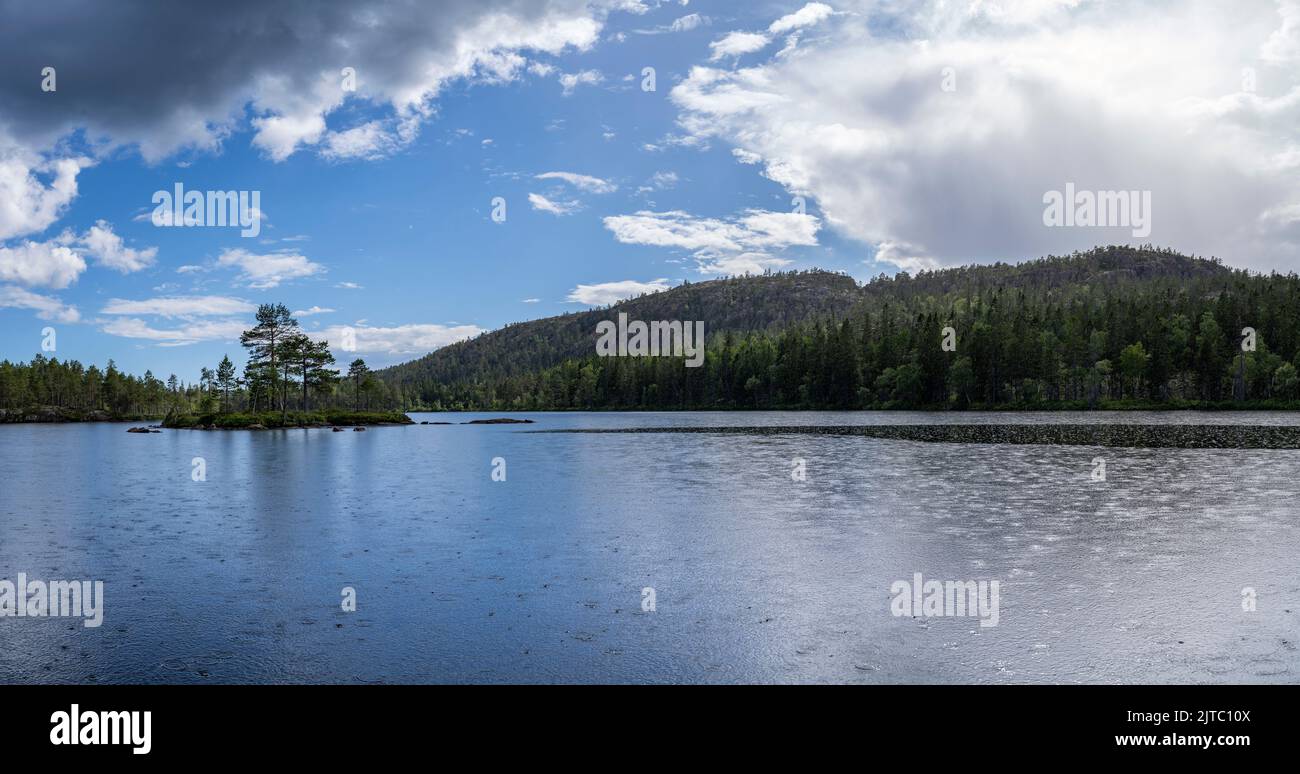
6,245,1300,417
378,245,1300,410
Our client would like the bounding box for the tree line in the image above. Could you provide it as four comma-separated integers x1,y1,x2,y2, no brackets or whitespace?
9,250,1300,415
0,304,398,418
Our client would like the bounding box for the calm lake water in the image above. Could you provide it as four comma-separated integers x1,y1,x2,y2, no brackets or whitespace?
1,411,1297,684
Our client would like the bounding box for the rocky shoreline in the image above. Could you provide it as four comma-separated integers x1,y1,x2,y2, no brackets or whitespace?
538,423,1300,449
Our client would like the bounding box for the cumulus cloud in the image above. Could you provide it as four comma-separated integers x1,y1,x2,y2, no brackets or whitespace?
674,0,1300,271
603,208,818,273
0,239,86,289
566,278,671,305
292,305,336,317
0,285,80,323
312,323,484,355
79,221,158,273
216,248,325,289
0,149,89,242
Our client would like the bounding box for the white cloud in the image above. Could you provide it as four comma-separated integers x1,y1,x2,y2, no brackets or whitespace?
872,240,940,273
0,239,86,289
637,170,679,192
0,148,89,241
696,251,793,275
768,2,834,34
672,0,1300,271
335,281,364,290
529,192,582,215
670,13,706,32
528,61,557,77
535,171,617,193
99,316,248,346
1262,0,1300,61
312,323,484,355
566,278,670,305
216,248,325,289
709,31,771,60
293,305,336,317
101,295,255,318
559,69,604,95
705,3,832,62
632,10,709,35
97,294,257,345
319,120,407,161
79,220,158,273
522,297,541,303
603,208,819,273
0,285,80,323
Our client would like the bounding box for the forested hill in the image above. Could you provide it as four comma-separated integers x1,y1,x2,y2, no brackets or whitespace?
378,245,1300,411
857,245,1235,300
377,269,862,391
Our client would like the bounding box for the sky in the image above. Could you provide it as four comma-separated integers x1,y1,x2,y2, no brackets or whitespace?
2,0,1300,380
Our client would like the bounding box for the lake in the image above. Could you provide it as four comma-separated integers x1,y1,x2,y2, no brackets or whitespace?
1,411,1296,684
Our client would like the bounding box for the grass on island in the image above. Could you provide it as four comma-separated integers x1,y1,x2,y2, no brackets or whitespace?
162,409,413,429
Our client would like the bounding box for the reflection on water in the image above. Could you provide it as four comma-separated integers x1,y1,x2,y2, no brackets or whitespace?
0,411,1296,683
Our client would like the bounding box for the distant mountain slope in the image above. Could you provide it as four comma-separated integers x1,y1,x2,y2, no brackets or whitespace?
378,245,1273,410
377,270,861,391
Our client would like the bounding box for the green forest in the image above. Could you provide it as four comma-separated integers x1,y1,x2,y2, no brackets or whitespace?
379,247,1300,411
6,246,1300,418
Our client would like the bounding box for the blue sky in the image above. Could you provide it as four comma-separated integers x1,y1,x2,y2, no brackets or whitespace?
0,1,863,380
3,0,1300,380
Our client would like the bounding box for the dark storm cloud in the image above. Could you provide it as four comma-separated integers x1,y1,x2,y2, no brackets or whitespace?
0,0,604,159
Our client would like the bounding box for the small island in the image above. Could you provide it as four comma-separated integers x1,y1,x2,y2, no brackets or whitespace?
1,303,415,430
154,303,417,429
162,409,414,430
